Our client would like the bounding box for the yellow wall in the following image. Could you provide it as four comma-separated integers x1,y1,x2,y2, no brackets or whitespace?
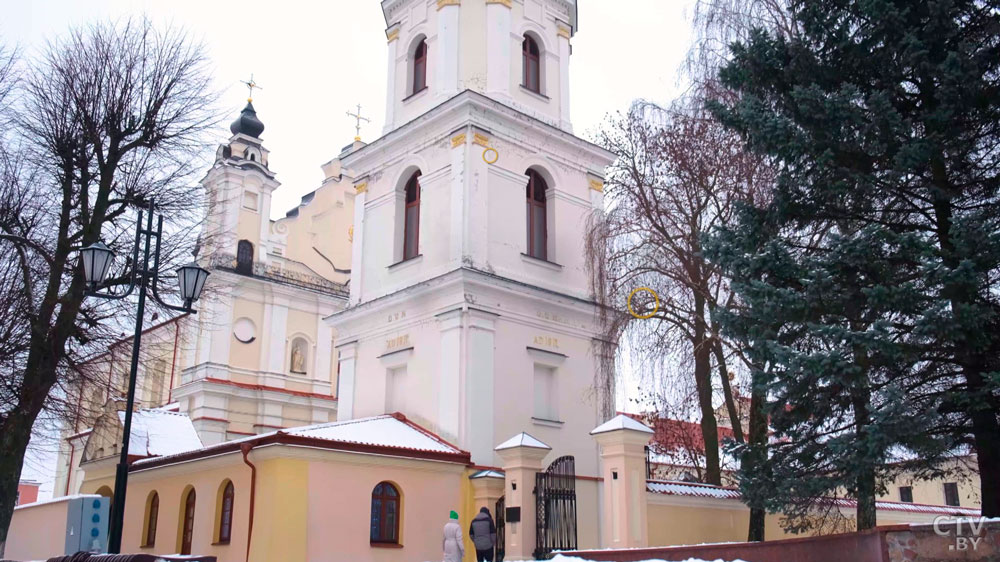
112,445,466,562
251,456,308,562
879,458,980,508
646,493,964,547
121,456,252,560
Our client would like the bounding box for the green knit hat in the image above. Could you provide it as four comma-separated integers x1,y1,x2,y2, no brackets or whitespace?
449,510,459,520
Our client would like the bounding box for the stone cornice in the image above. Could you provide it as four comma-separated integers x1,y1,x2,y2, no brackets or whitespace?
341,90,616,177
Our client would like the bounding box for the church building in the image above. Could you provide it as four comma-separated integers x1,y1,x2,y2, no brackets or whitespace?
11,2,978,562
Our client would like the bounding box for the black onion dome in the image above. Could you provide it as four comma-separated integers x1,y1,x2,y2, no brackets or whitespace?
229,101,265,138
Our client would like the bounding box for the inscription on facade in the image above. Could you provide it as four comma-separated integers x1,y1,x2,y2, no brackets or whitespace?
533,335,559,349
387,311,407,323
536,310,566,324
386,334,410,350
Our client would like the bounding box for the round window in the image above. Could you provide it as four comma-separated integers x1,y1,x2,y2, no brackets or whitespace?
233,318,256,343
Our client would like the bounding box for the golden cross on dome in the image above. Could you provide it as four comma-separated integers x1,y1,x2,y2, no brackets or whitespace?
346,103,370,141
241,74,262,102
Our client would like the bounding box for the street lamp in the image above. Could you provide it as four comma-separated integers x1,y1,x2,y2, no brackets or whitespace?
80,198,209,554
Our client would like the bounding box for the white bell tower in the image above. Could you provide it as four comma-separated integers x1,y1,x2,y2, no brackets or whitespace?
382,0,577,133
330,0,612,475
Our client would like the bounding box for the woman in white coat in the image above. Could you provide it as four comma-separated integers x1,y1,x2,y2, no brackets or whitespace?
443,510,465,562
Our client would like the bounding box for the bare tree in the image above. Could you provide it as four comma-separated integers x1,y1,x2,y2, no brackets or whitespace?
587,94,772,486
0,19,219,550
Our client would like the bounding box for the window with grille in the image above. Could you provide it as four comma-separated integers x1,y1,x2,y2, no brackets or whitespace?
181,488,196,555
370,482,401,544
236,240,254,275
218,481,234,544
143,492,158,547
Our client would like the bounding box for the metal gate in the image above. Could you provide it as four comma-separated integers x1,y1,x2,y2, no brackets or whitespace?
495,495,505,562
534,455,577,558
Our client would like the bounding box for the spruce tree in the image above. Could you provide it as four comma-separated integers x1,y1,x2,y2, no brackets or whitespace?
707,0,1000,519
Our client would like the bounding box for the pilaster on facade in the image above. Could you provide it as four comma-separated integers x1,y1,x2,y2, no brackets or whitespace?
335,339,359,420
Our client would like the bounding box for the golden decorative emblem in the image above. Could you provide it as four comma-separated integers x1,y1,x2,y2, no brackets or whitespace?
355,182,368,194
627,287,660,319
451,134,467,148
483,147,499,164
588,179,604,192
472,132,490,147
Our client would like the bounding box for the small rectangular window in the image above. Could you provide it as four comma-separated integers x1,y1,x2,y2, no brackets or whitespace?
944,482,960,506
533,364,557,421
898,486,913,503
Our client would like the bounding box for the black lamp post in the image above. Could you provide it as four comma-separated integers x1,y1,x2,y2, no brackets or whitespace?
79,198,209,554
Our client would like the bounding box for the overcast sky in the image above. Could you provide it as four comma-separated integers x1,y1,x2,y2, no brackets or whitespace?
4,0,694,220
6,0,694,497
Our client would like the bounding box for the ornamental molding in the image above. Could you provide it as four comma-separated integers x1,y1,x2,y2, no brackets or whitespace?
437,0,460,9
486,0,512,6
385,28,400,43
355,182,368,194
472,132,491,147
209,253,348,297
450,133,467,148
588,179,604,192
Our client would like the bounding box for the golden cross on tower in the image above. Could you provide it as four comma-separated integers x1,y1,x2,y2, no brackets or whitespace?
346,103,370,141
241,74,262,103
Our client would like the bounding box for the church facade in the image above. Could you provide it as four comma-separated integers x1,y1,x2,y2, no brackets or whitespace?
20,2,981,562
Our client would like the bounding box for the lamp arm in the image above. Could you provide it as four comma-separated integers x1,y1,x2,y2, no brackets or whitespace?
147,215,197,314
84,210,145,301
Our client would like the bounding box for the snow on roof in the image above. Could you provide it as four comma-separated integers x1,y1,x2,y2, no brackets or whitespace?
647,479,742,500
13,493,102,511
591,414,654,435
495,432,551,451
284,414,462,454
118,409,202,457
647,479,982,516
132,414,468,469
470,469,505,479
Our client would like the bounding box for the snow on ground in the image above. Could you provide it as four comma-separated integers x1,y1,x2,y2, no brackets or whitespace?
549,557,744,562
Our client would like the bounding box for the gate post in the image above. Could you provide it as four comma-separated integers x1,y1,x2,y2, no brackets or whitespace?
470,469,505,518
591,415,654,550
495,433,550,561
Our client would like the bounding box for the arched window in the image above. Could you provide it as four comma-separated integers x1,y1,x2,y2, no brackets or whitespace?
522,35,541,93
236,240,254,275
412,39,428,94
526,170,548,260
143,492,159,547
370,482,400,544
180,488,196,555
403,172,421,260
218,481,235,544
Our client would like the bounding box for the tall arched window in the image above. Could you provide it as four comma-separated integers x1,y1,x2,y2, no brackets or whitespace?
218,481,235,544
412,39,428,94
526,170,548,260
370,482,401,544
143,492,159,547
522,35,541,93
180,488,196,555
236,240,254,275
403,172,421,260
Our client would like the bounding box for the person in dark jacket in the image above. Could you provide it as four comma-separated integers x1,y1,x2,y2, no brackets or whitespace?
468,506,497,562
